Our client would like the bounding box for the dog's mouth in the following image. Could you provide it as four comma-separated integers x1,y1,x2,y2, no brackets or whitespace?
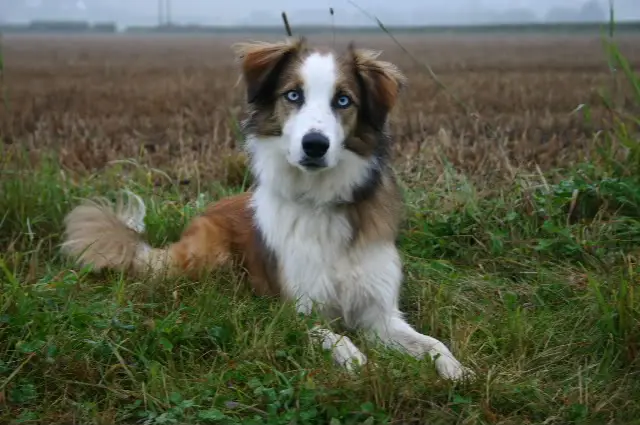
298,157,327,171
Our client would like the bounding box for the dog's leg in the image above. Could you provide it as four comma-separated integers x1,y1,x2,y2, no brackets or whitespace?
367,311,473,381
347,243,473,381
296,298,367,372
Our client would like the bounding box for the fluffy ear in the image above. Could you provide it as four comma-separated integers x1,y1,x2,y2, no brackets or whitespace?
347,44,407,130
232,37,306,104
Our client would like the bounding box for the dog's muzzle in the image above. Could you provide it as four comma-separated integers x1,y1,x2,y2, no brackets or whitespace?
300,131,330,170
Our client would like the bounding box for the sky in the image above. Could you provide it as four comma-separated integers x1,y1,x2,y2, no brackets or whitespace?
2,0,639,26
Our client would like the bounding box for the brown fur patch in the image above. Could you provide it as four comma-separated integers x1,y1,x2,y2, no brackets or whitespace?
346,46,407,122
168,193,280,296
232,38,306,104
343,166,404,246
234,38,306,137
339,45,407,157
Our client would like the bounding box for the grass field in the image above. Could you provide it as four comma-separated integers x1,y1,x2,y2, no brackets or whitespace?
1,32,640,424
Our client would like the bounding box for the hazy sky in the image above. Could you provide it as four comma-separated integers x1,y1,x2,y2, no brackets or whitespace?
3,0,639,26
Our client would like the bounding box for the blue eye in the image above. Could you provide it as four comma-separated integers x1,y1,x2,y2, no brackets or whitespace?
284,89,302,103
335,94,352,108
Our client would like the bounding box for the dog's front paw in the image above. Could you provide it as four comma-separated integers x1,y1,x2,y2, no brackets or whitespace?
337,339,368,371
435,355,475,382
311,327,367,372
328,334,368,372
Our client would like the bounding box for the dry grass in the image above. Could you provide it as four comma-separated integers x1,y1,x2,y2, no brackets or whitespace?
2,33,639,184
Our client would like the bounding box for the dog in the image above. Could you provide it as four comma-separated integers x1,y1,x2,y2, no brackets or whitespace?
60,37,474,381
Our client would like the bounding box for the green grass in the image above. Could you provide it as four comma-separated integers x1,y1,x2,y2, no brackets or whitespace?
1,20,640,425
1,138,639,424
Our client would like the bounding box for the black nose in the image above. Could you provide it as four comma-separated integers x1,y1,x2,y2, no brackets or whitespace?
301,132,330,159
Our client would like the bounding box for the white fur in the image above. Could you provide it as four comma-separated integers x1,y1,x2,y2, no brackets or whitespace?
310,326,368,371
283,52,345,171
244,53,473,381
248,134,373,206
118,190,146,233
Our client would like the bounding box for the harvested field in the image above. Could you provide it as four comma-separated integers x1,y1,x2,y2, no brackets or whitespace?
1,33,640,425
2,33,639,182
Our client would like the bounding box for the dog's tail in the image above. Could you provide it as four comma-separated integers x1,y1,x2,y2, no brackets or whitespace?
60,191,173,277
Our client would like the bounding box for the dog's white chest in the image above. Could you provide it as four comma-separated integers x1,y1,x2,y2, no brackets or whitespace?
252,190,356,309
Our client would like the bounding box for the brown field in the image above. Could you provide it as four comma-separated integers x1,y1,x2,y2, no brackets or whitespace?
2,33,640,184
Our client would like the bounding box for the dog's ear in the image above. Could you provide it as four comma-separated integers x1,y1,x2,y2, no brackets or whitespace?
347,43,407,130
232,37,306,104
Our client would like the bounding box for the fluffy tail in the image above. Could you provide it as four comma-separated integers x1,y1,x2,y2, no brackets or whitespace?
60,191,171,277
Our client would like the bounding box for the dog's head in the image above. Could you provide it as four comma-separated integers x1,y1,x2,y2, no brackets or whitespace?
233,37,406,173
